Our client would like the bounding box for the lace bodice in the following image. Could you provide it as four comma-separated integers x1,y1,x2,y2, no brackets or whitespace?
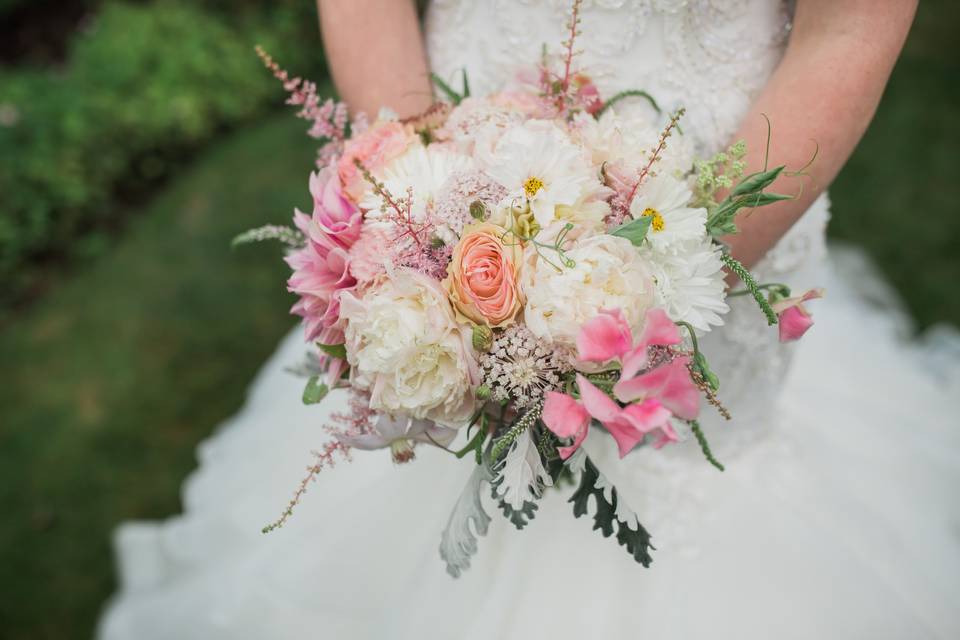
426,0,792,156
425,0,830,458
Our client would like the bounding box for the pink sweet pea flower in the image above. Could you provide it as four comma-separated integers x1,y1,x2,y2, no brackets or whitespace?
772,288,824,342
542,376,675,460
542,308,697,459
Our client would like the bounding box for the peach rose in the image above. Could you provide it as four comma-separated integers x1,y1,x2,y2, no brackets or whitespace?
444,223,523,328
337,121,413,200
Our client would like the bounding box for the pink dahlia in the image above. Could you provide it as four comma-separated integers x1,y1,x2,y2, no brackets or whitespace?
286,168,362,342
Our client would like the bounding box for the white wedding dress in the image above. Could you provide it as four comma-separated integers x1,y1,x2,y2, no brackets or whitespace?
99,1,960,638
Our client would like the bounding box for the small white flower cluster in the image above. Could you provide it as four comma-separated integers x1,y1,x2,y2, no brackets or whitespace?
479,325,570,408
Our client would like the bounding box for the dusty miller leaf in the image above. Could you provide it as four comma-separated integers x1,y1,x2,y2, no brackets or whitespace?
284,351,324,378
566,449,655,567
492,491,539,530
493,429,552,511
439,463,493,578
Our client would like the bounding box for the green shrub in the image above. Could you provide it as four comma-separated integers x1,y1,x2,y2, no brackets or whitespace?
0,0,321,307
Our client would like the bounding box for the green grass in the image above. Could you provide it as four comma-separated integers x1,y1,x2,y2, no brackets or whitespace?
0,112,313,639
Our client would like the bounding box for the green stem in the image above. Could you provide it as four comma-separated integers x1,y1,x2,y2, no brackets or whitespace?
727,282,790,298
675,320,700,354
689,420,724,472
596,89,661,117
454,417,487,459
720,253,778,325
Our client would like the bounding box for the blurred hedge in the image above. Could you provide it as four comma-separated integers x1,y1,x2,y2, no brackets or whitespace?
0,1,321,309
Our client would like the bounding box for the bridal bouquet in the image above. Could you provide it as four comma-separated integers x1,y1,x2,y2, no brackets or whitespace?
239,1,821,576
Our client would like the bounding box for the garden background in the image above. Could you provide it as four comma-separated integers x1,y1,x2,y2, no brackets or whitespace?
1,1,957,638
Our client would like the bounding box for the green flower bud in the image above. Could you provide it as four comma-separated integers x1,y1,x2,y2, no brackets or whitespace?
472,324,493,352
476,384,491,400
469,200,487,220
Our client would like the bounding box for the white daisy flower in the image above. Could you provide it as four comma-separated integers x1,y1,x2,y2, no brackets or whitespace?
361,144,475,233
629,174,707,253
480,119,601,229
641,237,729,332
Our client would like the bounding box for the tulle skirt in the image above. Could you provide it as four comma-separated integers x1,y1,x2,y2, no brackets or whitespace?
98,248,960,639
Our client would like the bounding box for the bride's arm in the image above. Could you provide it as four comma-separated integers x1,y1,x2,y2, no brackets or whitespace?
318,0,434,118
724,0,916,269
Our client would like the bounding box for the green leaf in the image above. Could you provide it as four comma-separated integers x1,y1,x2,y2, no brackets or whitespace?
317,342,347,360
461,68,470,98
492,487,539,530
739,191,794,207
430,72,464,105
568,452,654,567
610,216,653,246
729,166,784,197
301,375,329,405
693,351,720,392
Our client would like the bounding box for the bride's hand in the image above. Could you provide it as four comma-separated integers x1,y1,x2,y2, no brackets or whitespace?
723,0,917,270
318,0,434,118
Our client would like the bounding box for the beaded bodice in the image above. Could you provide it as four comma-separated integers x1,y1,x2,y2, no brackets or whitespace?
426,0,793,156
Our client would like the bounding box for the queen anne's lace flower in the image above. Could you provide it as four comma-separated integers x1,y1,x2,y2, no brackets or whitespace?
479,325,570,408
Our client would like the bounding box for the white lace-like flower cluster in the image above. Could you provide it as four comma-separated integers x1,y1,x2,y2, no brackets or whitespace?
479,325,570,408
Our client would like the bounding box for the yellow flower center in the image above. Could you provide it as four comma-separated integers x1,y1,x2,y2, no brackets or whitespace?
641,207,665,232
523,176,545,198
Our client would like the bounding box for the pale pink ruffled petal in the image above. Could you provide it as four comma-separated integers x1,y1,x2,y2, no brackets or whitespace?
650,421,679,449
576,309,633,363
576,374,621,424
608,399,674,457
542,391,589,438
778,305,815,342
620,309,683,379
774,288,824,342
614,356,700,420
637,308,683,348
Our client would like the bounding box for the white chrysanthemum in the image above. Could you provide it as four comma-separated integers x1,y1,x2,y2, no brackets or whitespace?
641,238,729,332
571,108,694,178
339,269,478,427
360,143,475,231
629,174,707,253
522,234,656,347
480,119,602,229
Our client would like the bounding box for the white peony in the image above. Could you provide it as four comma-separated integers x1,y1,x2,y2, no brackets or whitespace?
480,119,603,229
522,234,656,347
338,268,479,427
571,108,694,179
629,173,707,254
641,237,729,332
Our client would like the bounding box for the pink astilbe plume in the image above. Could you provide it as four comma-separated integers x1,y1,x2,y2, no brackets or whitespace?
355,160,453,280
262,390,377,533
256,46,360,165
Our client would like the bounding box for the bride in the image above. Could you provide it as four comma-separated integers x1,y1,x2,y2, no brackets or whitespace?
99,1,960,638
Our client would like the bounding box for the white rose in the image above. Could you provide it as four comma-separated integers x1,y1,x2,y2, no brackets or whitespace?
522,234,656,347
339,268,479,427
